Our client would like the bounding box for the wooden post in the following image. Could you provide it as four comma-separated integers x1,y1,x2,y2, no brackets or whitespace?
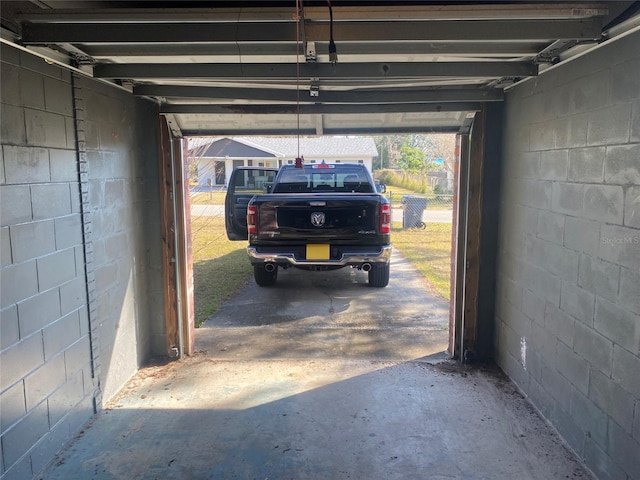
158,117,180,356
449,133,470,359
462,108,486,361
174,139,195,356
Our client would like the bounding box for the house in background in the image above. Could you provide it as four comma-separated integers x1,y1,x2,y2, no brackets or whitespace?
190,136,378,187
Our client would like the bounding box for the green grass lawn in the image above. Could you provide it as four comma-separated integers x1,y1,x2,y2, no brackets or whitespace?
391,222,452,300
191,215,252,327
190,190,227,205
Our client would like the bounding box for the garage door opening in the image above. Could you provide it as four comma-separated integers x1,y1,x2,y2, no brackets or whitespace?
184,133,460,362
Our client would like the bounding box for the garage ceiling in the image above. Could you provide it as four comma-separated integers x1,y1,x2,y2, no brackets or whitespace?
2,1,639,135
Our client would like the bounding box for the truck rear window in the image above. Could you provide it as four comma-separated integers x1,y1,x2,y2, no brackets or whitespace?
232,169,276,193
273,166,374,193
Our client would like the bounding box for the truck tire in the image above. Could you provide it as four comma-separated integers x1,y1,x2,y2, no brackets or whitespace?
368,264,390,288
254,264,278,286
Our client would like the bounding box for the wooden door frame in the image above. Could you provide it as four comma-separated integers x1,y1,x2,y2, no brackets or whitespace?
160,114,486,362
158,117,194,358
449,132,470,359
450,107,486,362
173,137,195,356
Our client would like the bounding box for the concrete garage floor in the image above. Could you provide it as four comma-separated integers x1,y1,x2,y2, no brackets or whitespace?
40,253,593,480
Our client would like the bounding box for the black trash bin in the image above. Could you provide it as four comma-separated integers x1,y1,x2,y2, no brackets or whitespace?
401,195,428,229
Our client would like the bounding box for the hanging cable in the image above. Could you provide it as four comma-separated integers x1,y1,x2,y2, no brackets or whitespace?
295,0,304,168
327,0,337,63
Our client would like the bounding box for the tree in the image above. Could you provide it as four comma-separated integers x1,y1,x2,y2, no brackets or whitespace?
374,135,404,169
397,145,427,172
374,134,455,173
426,135,456,175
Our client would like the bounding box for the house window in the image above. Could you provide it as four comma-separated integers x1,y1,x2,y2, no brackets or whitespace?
335,160,341,163
287,160,293,164
358,160,364,164
310,160,316,164
258,162,264,167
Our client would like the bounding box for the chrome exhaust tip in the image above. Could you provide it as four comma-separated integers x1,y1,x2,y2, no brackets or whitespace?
362,263,372,272
264,263,276,272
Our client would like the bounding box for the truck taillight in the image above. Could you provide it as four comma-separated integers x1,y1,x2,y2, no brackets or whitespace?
380,203,391,234
247,205,257,235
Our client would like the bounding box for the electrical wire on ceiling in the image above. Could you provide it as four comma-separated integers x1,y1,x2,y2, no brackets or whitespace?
327,0,337,63
294,0,304,168
294,0,336,168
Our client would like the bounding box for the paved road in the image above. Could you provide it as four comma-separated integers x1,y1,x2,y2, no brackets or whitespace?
191,204,453,223
393,208,452,224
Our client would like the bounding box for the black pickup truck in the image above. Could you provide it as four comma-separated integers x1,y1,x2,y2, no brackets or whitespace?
225,163,391,287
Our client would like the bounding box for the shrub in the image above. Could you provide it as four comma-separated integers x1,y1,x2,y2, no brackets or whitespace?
375,169,432,194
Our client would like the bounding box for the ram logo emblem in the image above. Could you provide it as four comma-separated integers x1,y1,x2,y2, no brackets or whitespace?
311,212,325,227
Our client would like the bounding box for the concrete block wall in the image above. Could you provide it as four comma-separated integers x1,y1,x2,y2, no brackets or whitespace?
495,31,640,480
0,45,94,480
77,75,164,401
0,44,164,480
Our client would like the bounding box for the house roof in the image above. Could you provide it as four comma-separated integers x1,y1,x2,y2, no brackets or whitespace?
192,136,378,158
191,137,278,158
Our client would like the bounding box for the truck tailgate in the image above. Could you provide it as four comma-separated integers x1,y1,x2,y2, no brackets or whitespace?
253,194,384,244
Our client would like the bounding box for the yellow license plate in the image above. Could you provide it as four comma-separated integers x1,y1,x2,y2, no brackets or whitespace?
306,244,330,260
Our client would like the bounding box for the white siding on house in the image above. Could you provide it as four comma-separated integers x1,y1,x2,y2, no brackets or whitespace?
197,156,373,187
192,137,377,187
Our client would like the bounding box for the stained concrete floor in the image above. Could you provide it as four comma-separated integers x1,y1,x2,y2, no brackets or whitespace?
39,253,593,480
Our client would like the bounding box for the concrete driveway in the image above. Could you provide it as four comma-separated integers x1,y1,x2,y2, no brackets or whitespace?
39,253,593,480
197,251,450,361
